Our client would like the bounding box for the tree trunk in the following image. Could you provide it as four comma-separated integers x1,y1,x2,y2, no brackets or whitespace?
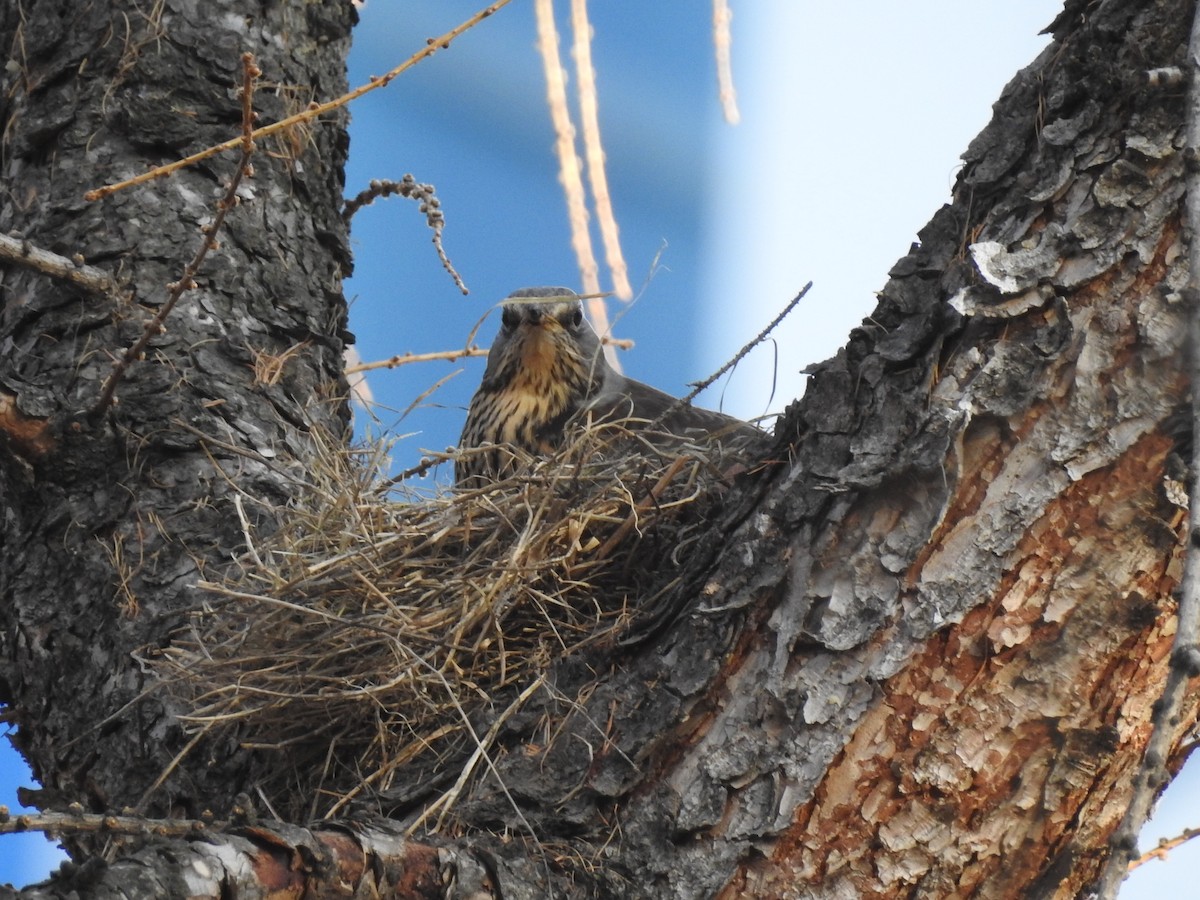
0,0,355,821
1,0,1196,898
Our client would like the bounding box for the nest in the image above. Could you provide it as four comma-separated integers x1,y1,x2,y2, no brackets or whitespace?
158,420,751,825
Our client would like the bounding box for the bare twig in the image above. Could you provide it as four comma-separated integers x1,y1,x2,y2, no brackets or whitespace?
682,281,811,405
90,53,262,419
345,338,625,378
0,233,118,298
345,346,488,375
84,0,514,202
1129,826,1200,871
570,0,631,301
1093,9,1200,897
712,0,740,124
342,175,467,293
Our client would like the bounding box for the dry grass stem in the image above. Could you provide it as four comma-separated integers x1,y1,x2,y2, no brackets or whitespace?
251,340,310,386
158,419,752,825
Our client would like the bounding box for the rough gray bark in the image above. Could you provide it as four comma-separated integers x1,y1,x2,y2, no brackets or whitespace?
1,0,1197,898
0,0,355,823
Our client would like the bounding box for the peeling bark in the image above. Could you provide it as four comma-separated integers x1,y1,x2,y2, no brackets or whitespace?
1,0,1197,898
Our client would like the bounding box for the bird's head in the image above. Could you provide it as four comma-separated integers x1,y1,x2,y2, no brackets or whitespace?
480,287,608,395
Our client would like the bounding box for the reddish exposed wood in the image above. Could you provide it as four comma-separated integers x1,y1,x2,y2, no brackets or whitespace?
0,391,53,459
723,429,1191,899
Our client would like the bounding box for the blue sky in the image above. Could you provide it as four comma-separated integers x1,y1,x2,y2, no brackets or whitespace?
4,2,1196,894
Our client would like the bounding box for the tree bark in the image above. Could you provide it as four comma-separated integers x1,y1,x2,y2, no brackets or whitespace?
2,0,1197,898
0,0,355,822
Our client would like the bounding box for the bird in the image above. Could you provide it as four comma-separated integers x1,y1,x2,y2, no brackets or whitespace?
455,286,760,486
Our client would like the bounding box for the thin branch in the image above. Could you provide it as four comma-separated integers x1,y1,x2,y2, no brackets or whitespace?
90,53,261,420
345,346,489,375
84,0,514,202
712,0,740,124
534,0,594,291
1093,9,1200,896
570,0,631,301
1128,826,1200,871
342,175,466,293
345,337,629,378
681,281,811,405
0,233,118,297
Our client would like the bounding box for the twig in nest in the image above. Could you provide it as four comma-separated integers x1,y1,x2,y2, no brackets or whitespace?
0,233,118,299
1092,8,1200,898
595,455,690,559
85,1,514,202
90,53,262,420
416,674,547,835
342,175,467,294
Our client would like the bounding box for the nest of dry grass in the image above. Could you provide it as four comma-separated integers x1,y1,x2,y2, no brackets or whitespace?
157,420,751,825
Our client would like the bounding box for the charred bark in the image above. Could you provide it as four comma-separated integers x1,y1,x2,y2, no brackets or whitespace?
1,0,1197,898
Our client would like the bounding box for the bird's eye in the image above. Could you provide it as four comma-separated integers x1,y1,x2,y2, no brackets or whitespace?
501,307,520,330
570,307,583,328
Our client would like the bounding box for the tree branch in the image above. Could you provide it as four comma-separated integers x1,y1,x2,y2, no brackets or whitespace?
0,233,117,298
0,814,502,899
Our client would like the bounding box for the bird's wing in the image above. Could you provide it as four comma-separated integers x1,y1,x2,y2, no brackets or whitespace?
585,373,760,440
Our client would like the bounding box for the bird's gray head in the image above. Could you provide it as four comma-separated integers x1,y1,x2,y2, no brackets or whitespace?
480,286,609,391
